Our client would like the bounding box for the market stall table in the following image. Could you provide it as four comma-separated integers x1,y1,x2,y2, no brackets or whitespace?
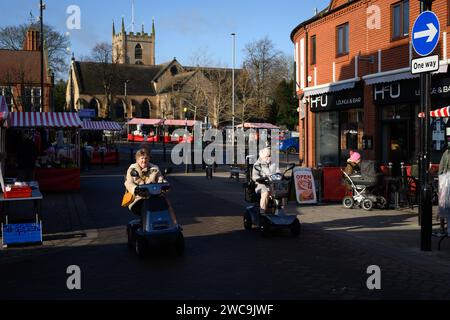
0,182,43,248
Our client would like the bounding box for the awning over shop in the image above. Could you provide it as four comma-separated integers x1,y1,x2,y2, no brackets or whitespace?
0,96,9,122
236,123,280,129
8,112,82,128
127,118,163,126
302,78,359,97
81,120,122,131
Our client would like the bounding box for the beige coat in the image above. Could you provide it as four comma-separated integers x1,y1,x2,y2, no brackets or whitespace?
124,162,163,210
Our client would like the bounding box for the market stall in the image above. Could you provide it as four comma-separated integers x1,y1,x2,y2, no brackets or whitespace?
5,112,82,192
81,119,122,165
127,118,163,142
163,119,199,143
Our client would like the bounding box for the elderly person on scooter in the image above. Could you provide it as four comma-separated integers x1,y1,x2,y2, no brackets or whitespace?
252,147,280,214
125,148,164,216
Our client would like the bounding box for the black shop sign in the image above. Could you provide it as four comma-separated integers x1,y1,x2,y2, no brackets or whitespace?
373,75,450,106
309,83,364,112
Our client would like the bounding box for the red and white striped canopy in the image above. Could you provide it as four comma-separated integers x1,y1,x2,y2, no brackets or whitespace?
236,122,280,129
127,118,163,126
430,107,450,118
163,119,200,127
81,120,122,131
8,112,82,128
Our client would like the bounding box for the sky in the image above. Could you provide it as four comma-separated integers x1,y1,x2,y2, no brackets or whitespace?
2,0,330,70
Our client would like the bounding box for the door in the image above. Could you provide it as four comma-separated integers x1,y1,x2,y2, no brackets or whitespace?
382,120,410,174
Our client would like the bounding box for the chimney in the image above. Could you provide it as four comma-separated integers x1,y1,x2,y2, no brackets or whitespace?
24,27,40,51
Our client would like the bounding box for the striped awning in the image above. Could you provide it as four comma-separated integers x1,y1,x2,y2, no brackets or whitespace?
431,107,450,118
0,96,9,121
236,123,280,129
81,120,122,131
418,107,450,118
8,112,82,128
127,118,163,126
163,119,200,127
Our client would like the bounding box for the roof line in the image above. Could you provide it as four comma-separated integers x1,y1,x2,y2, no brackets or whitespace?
290,0,359,42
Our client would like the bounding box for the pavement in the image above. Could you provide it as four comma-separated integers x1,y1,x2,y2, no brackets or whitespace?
1,147,450,299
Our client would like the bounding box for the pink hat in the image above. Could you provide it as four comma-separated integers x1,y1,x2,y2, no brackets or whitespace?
349,152,361,163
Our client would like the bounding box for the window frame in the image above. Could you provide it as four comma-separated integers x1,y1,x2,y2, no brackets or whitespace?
336,23,349,57
310,35,317,65
391,0,409,41
135,43,143,60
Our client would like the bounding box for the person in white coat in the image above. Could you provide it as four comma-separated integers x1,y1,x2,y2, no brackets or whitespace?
252,148,280,214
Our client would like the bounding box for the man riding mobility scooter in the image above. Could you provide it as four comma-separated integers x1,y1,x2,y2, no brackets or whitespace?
126,168,184,258
243,150,301,237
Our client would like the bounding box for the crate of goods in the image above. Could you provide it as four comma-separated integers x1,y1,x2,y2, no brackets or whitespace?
4,186,32,199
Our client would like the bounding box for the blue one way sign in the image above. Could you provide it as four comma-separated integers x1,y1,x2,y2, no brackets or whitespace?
412,11,440,57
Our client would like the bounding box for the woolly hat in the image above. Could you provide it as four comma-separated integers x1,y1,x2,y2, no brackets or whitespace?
349,151,361,163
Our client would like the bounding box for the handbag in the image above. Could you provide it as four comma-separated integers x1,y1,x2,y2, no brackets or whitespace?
121,191,135,208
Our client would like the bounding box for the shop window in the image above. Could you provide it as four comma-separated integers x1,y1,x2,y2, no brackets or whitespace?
392,0,409,40
315,111,339,167
310,35,316,65
381,104,411,120
336,23,349,56
0,87,14,111
340,110,364,165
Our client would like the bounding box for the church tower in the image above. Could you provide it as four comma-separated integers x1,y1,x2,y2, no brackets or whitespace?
112,18,156,65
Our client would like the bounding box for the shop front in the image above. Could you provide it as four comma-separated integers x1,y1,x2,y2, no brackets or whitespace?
371,70,450,173
306,81,364,201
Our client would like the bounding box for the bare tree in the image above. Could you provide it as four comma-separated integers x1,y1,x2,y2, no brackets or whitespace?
0,23,70,77
87,42,124,119
242,36,288,121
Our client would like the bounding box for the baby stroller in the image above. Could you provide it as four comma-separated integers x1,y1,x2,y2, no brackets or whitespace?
341,160,387,211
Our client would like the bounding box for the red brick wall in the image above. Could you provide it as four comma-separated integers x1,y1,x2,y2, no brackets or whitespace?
293,0,450,168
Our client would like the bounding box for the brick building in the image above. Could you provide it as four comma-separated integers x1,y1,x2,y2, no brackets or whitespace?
291,0,450,173
0,26,53,112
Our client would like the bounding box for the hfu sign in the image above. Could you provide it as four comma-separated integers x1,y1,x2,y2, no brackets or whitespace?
411,55,439,74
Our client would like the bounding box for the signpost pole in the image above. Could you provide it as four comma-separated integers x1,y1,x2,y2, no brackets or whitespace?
418,0,435,251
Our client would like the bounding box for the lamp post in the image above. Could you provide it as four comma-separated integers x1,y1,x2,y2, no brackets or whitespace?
231,33,236,163
124,80,130,117
162,109,166,162
184,107,188,174
40,0,45,112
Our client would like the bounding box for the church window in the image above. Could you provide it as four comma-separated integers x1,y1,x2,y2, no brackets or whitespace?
135,44,143,60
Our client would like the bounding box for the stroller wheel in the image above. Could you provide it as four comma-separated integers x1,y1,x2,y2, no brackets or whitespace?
343,196,354,209
362,199,374,211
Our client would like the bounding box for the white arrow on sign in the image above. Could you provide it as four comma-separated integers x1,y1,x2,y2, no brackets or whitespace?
413,23,438,43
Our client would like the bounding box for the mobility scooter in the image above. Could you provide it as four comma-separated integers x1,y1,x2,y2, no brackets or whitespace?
243,162,301,237
126,170,184,258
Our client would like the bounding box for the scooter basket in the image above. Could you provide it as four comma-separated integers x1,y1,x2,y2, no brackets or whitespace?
269,180,290,198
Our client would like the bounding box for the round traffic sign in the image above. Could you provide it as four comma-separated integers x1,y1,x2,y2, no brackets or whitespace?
412,11,440,57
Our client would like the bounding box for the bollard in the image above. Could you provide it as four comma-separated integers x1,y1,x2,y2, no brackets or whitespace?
317,163,323,204
388,162,393,176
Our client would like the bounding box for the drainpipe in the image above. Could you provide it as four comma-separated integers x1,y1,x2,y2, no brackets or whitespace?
305,29,309,168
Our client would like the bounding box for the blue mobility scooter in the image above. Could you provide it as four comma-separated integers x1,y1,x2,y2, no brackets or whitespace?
126,170,184,258
243,163,301,237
